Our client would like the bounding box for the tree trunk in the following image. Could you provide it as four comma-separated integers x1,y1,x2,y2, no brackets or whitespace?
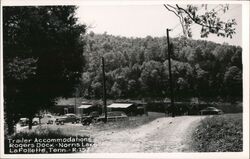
28,116,33,130
6,114,14,135
144,104,148,116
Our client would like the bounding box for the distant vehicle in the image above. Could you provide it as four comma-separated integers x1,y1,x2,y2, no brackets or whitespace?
19,118,29,126
81,111,100,125
32,117,40,125
200,107,223,115
19,117,39,126
41,114,56,124
96,111,128,122
55,113,80,125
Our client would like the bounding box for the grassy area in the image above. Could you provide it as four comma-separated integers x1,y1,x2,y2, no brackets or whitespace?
192,113,243,152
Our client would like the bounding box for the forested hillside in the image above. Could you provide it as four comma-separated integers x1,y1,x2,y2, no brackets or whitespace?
79,32,242,102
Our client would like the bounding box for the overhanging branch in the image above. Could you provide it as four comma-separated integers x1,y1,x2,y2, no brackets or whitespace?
163,4,186,36
164,4,179,18
175,4,222,31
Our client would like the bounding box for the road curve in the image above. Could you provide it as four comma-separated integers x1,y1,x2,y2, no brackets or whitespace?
88,116,206,153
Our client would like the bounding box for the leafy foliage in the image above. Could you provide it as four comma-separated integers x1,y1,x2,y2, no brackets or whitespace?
163,4,237,38
3,6,86,133
80,32,242,102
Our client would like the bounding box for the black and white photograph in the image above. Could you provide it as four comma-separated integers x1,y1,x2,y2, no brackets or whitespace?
0,0,249,158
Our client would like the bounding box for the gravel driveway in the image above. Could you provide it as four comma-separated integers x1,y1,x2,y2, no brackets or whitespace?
87,116,206,153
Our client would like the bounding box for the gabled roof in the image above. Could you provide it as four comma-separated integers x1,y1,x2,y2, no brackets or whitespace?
107,103,133,108
56,98,88,106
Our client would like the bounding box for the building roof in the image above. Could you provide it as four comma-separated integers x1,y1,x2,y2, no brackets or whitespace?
107,103,133,108
56,98,78,106
78,104,93,109
56,98,90,106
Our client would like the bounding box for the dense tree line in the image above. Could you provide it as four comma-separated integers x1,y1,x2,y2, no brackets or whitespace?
3,6,86,133
79,32,242,102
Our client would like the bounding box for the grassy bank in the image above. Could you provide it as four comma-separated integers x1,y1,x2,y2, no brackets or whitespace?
192,113,243,152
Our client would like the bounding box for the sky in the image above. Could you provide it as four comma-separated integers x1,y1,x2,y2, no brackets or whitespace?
76,4,242,46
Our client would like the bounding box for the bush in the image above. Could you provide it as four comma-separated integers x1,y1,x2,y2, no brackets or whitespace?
215,102,242,113
192,114,243,152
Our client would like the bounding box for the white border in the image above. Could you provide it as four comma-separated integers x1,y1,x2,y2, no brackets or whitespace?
242,0,250,157
0,0,249,159
0,0,247,6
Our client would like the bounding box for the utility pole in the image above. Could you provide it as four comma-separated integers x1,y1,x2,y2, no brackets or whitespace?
102,57,108,123
75,94,77,114
166,28,175,117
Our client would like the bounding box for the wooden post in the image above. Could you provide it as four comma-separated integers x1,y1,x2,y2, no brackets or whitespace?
143,98,148,116
75,95,77,114
166,28,175,117
102,57,107,123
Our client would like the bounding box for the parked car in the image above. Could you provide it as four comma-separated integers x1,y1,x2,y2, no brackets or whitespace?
32,117,40,125
19,117,39,126
19,118,29,126
200,107,223,115
96,111,128,122
41,114,56,124
55,113,80,125
81,111,100,125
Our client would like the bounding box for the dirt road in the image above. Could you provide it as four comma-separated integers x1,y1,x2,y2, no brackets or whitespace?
87,116,206,153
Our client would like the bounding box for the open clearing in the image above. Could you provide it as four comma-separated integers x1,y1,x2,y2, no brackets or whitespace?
86,116,206,153
18,114,206,153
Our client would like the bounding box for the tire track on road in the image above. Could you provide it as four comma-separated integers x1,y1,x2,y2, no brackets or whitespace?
87,116,206,153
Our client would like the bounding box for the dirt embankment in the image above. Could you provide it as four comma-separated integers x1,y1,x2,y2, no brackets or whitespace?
87,116,206,153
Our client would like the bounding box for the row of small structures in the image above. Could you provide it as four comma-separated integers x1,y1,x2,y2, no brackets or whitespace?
51,98,145,116
48,97,235,116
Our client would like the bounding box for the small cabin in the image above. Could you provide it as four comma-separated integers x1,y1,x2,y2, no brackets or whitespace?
77,103,97,115
107,103,137,116
52,98,100,116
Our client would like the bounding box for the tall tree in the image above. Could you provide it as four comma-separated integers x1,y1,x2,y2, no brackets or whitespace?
3,6,86,134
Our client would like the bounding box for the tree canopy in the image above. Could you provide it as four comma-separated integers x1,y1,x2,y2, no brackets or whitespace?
80,32,242,102
3,6,86,133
